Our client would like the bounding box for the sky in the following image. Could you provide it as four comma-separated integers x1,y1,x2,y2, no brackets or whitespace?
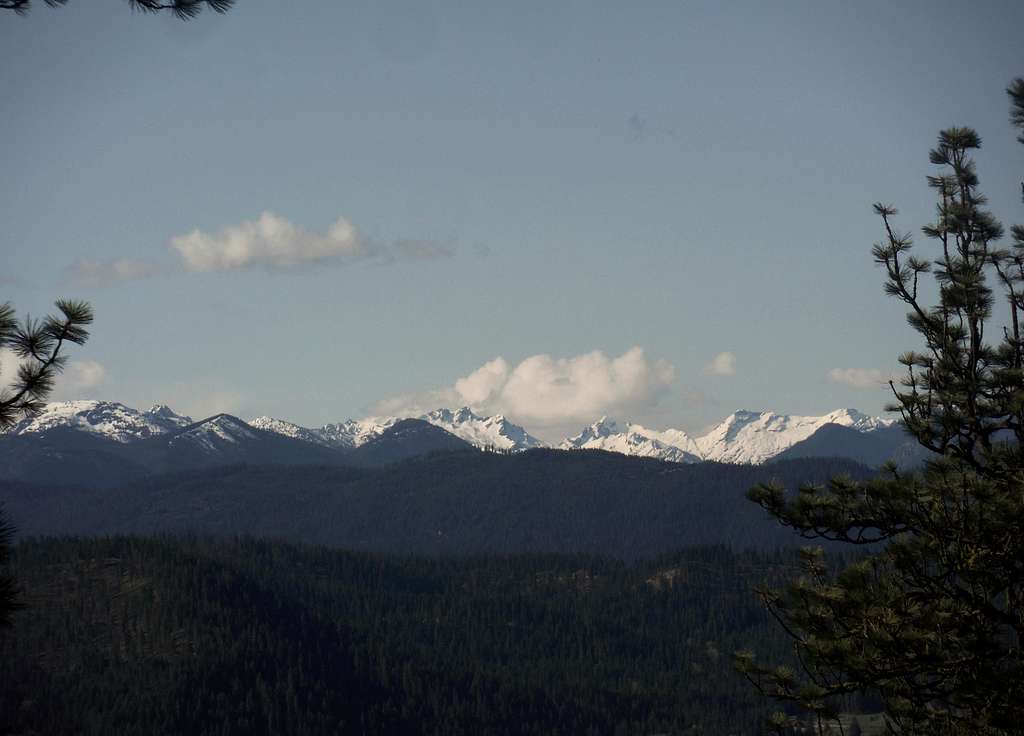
2,0,1023,441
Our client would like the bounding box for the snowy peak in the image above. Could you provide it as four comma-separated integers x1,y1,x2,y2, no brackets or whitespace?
248,407,544,453
562,408,896,465
419,407,544,452
244,415,400,450
562,418,702,464
820,408,893,432
695,409,897,465
7,400,192,443
566,417,623,445
317,416,399,449
249,416,333,447
169,414,259,454
146,404,192,426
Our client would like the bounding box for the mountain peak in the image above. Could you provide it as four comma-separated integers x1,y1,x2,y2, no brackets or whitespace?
8,400,192,443
561,417,701,463
169,413,258,451
146,403,188,419
418,407,543,451
564,417,622,446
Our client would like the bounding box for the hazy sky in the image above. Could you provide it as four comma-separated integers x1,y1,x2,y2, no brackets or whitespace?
2,0,1022,439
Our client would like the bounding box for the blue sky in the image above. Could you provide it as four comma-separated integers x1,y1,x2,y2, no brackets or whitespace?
2,0,1022,439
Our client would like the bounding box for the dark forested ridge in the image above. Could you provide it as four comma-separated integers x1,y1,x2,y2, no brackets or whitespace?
0,417,474,488
3,451,872,557
0,535,801,735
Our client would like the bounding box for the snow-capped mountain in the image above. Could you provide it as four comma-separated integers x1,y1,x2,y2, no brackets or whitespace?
420,407,544,452
317,416,400,449
129,413,346,473
348,418,475,466
695,408,895,465
562,409,897,465
248,407,542,453
247,416,400,449
5,400,901,467
248,416,335,447
168,414,261,454
560,417,702,463
5,400,192,443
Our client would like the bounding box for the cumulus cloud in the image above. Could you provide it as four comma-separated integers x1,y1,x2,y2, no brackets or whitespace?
454,357,509,405
60,212,452,285
828,367,889,389
169,211,370,273
60,360,107,392
64,257,161,288
1,350,108,399
704,351,736,377
374,347,676,428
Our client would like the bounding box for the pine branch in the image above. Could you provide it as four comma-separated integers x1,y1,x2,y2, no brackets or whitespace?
0,299,93,430
0,0,234,18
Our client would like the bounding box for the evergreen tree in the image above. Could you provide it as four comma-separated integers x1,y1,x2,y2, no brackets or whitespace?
0,510,18,628
1,0,233,19
736,80,1024,735
0,299,93,428
0,298,92,627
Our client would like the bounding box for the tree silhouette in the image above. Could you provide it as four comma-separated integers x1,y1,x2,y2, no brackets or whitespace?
737,79,1024,735
0,299,93,428
0,298,92,627
1,0,233,20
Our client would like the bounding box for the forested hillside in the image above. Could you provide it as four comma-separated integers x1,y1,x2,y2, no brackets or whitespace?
3,451,872,557
0,536,804,735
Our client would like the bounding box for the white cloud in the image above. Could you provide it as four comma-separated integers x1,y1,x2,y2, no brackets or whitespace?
169,211,370,273
0,348,26,393
64,257,160,288
454,357,509,405
54,360,108,397
704,351,736,377
828,367,889,389
374,347,676,428
63,213,450,284
1,350,108,400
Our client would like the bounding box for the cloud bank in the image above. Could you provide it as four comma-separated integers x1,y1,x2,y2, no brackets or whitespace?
704,351,736,377
56,360,108,396
170,211,369,273
374,347,676,428
828,367,889,389
63,212,453,287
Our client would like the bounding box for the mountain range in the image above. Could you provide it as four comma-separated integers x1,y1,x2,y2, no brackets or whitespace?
0,400,916,556
0,399,917,481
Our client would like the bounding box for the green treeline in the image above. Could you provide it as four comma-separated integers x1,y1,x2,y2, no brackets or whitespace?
1,536,801,735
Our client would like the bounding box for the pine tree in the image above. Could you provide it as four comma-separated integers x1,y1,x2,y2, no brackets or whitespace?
736,79,1024,735
0,299,93,428
0,298,92,627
